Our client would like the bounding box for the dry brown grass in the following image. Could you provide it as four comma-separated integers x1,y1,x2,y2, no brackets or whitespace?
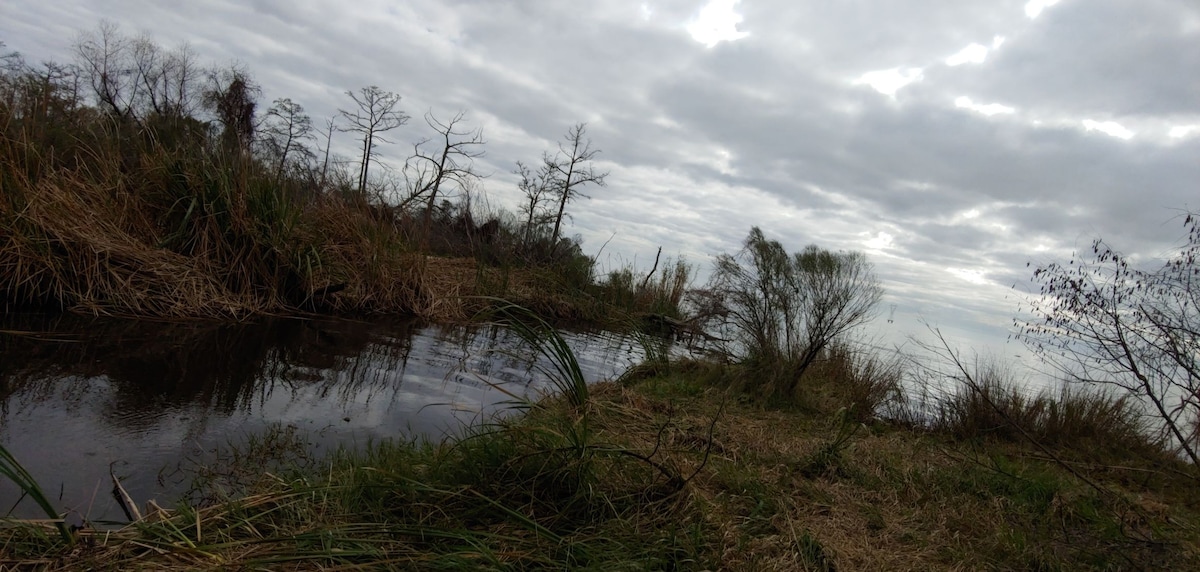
0,158,607,323
1,167,259,318
606,367,1200,570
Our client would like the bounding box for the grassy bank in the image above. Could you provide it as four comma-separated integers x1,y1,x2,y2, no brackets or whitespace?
0,124,685,324
0,38,689,326
3,336,1196,570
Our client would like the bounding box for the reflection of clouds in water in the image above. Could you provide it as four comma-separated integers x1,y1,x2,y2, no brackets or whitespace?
0,315,641,521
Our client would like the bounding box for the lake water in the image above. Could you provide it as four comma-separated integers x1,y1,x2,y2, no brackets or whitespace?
0,314,641,523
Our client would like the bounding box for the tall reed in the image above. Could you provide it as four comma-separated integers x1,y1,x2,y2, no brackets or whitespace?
0,443,72,544
487,299,589,411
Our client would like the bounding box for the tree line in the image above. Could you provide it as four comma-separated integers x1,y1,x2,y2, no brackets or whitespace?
0,23,606,259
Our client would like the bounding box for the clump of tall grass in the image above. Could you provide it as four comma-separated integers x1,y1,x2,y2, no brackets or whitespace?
595,256,693,319
798,342,906,421
487,300,590,412
910,348,1165,462
710,340,906,419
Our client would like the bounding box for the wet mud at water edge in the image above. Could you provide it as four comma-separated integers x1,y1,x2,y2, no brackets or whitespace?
0,314,641,524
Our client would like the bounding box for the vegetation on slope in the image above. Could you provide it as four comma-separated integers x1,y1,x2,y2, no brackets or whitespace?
0,30,689,324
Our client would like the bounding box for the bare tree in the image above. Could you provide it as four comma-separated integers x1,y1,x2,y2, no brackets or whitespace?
1019,213,1200,466
703,227,883,398
262,97,314,180
74,21,136,119
407,111,486,236
338,85,408,197
0,52,83,123
514,160,555,249
317,116,336,191
130,36,201,119
543,123,607,254
398,149,436,212
162,43,202,118
75,24,204,124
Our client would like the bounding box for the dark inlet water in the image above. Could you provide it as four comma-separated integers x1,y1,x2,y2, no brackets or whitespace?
0,314,641,523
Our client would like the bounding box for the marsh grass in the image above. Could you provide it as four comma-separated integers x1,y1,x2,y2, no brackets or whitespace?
797,342,906,421
0,319,710,570
907,350,1168,467
594,257,692,320
0,59,693,325
710,340,906,424
0,124,430,318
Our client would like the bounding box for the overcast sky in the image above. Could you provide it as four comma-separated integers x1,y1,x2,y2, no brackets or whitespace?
3,0,1198,355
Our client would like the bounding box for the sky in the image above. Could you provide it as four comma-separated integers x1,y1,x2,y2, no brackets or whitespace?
2,0,1198,357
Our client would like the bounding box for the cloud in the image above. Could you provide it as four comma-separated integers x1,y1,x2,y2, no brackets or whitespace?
856,68,924,97
687,0,750,48
1024,0,1062,19
1082,119,1134,140
955,96,1015,115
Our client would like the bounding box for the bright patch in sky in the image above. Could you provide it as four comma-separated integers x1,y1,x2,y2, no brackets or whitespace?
864,231,894,251
945,36,1006,66
945,43,989,66
1169,125,1197,139
955,96,1015,116
1025,0,1061,19
855,68,923,97
713,148,737,175
687,0,749,48
1082,119,1134,140
951,268,990,285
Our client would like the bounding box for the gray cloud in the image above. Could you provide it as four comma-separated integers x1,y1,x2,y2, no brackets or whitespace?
937,0,1200,117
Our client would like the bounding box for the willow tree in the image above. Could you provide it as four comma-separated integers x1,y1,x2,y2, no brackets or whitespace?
705,227,883,398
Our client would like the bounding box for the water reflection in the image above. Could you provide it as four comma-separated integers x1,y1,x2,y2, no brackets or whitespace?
0,314,639,522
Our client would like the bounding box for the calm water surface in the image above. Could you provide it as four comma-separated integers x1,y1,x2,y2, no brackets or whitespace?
0,314,640,523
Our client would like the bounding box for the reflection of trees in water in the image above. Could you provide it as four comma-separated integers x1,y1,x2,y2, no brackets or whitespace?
0,315,420,429
0,314,639,439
